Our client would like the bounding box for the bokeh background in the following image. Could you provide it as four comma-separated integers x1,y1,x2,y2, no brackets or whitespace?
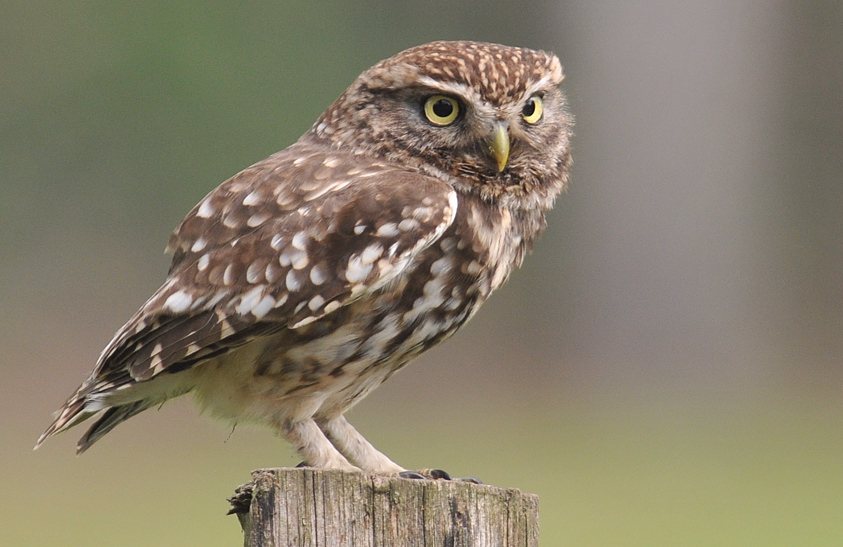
4,1,842,545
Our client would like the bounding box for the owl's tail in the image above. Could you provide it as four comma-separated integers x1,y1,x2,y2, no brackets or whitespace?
34,388,152,455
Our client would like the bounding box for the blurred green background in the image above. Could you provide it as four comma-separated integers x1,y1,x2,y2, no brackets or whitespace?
4,1,842,545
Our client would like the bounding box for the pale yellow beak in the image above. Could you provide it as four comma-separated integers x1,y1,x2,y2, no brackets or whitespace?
487,124,510,172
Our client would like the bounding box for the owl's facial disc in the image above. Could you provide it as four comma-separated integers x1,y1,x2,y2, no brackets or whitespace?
486,124,510,172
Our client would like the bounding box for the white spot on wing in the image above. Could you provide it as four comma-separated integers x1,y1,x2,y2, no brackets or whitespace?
398,218,420,232
163,290,193,313
247,262,265,284
292,254,309,270
265,263,281,283
197,254,210,271
270,234,284,250
235,286,265,315
247,212,270,227
191,238,207,252
304,178,353,200
361,244,383,265
223,265,236,286
197,200,215,218
291,316,317,328
286,270,301,291
376,223,399,237
346,255,372,283
242,191,262,206
292,232,307,250
251,294,276,319
310,264,327,285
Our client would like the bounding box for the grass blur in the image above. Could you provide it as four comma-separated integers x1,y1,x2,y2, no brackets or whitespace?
8,392,842,545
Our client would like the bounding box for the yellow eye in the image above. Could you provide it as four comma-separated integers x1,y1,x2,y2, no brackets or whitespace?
522,95,543,124
423,95,460,126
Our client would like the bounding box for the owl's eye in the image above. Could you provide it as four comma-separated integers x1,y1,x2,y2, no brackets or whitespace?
423,95,460,126
521,96,543,124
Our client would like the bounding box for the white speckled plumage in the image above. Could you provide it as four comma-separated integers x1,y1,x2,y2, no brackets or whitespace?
37,41,573,473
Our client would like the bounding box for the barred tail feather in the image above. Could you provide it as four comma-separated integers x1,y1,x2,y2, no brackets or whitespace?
34,391,97,450
35,390,150,454
76,401,151,454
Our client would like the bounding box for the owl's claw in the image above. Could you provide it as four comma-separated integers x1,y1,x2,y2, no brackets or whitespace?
398,468,482,483
402,468,451,480
398,470,428,480
428,468,452,480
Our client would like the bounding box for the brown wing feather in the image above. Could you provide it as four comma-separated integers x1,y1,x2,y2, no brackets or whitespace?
37,142,457,446
124,165,457,381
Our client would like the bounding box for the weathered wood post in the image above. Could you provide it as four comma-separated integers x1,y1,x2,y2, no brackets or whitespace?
229,468,539,547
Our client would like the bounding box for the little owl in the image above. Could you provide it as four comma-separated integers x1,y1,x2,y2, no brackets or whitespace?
37,41,573,474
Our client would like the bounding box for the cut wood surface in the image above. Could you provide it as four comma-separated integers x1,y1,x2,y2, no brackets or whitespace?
229,468,539,547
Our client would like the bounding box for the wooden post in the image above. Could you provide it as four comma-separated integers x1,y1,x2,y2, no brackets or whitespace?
228,468,539,547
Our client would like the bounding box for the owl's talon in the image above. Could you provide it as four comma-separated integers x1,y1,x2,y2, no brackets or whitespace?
399,468,455,480
456,476,483,484
428,468,452,480
398,471,428,480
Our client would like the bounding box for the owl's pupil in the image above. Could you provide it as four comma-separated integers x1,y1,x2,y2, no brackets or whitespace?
523,99,536,117
432,99,453,118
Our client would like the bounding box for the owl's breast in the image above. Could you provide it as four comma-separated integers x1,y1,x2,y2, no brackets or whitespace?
363,192,529,354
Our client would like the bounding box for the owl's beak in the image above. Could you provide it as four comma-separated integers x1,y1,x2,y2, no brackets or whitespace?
487,124,510,172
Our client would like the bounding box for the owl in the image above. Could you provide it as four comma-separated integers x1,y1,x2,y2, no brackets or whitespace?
36,41,573,474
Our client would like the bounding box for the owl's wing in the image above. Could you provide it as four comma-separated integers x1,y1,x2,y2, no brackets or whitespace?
86,145,458,393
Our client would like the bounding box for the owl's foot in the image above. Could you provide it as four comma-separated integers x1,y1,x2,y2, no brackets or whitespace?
398,468,483,484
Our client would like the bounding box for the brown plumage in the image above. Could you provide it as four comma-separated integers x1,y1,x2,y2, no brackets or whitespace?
36,41,573,472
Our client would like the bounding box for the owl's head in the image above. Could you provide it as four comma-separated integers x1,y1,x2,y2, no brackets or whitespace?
311,41,573,211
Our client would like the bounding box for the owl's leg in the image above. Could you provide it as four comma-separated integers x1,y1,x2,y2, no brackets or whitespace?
280,418,358,471
316,415,404,474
